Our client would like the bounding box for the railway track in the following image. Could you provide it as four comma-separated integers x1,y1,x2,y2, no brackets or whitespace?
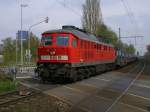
0,89,41,111
45,62,148,112
0,62,148,112
103,62,146,112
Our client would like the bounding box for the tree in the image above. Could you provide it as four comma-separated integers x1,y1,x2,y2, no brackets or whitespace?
22,32,40,63
2,37,16,65
125,44,136,54
82,0,103,35
29,33,40,62
97,24,118,46
144,45,150,62
1,33,40,65
81,0,136,54
146,45,150,53
82,0,119,45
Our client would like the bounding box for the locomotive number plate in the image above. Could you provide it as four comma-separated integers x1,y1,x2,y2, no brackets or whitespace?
41,55,50,60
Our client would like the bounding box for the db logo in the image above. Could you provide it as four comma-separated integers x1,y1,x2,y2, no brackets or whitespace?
50,51,55,55
49,48,56,55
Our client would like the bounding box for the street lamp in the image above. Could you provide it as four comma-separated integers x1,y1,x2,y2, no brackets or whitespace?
20,4,28,65
28,17,49,64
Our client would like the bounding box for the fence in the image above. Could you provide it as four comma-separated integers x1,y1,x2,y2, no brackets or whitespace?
0,66,36,74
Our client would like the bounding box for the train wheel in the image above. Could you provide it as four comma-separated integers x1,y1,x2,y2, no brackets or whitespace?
85,68,90,78
78,68,85,80
91,67,96,76
70,68,78,82
39,68,50,82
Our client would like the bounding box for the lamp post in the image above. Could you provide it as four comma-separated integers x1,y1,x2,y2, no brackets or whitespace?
20,4,28,65
16,33,18,65
28,17,49,65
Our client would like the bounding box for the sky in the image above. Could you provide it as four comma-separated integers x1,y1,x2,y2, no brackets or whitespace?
0,0,149,55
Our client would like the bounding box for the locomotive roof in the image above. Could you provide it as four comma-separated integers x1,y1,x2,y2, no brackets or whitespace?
43,27,114,47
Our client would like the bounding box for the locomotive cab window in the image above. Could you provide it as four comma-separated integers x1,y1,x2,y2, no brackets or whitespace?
56,36,69,46
41,36,52,46
72,39,77,48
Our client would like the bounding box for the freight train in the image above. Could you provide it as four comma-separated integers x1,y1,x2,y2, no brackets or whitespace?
36,25,136,82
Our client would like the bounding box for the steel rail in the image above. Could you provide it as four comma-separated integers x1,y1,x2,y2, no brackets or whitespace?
49,62,141,112
0,90,40,107
104,62,146,112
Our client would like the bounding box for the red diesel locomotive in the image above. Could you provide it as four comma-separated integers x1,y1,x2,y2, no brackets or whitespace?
37,26,116,81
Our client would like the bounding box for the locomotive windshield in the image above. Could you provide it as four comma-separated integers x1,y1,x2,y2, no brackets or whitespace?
56,36,69,46
41,36,52,46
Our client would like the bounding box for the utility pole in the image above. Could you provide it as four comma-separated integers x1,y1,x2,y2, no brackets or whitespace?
20,3,28,65
16,32,18,65
118,27,144,55
118,27,144,45
118,27,121,41
16,33,18,65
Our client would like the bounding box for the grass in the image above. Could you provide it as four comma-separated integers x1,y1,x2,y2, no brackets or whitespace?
0,73,18,94
0,80,18,94
0,73,9,81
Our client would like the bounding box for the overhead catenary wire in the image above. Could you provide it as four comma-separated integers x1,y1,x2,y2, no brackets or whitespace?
120,0,141,34
121,0,134,24
119,0,145,52
55,0,82,17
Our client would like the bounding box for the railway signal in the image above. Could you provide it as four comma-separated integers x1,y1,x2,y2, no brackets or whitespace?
45,17,49,23
28,17,49,65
